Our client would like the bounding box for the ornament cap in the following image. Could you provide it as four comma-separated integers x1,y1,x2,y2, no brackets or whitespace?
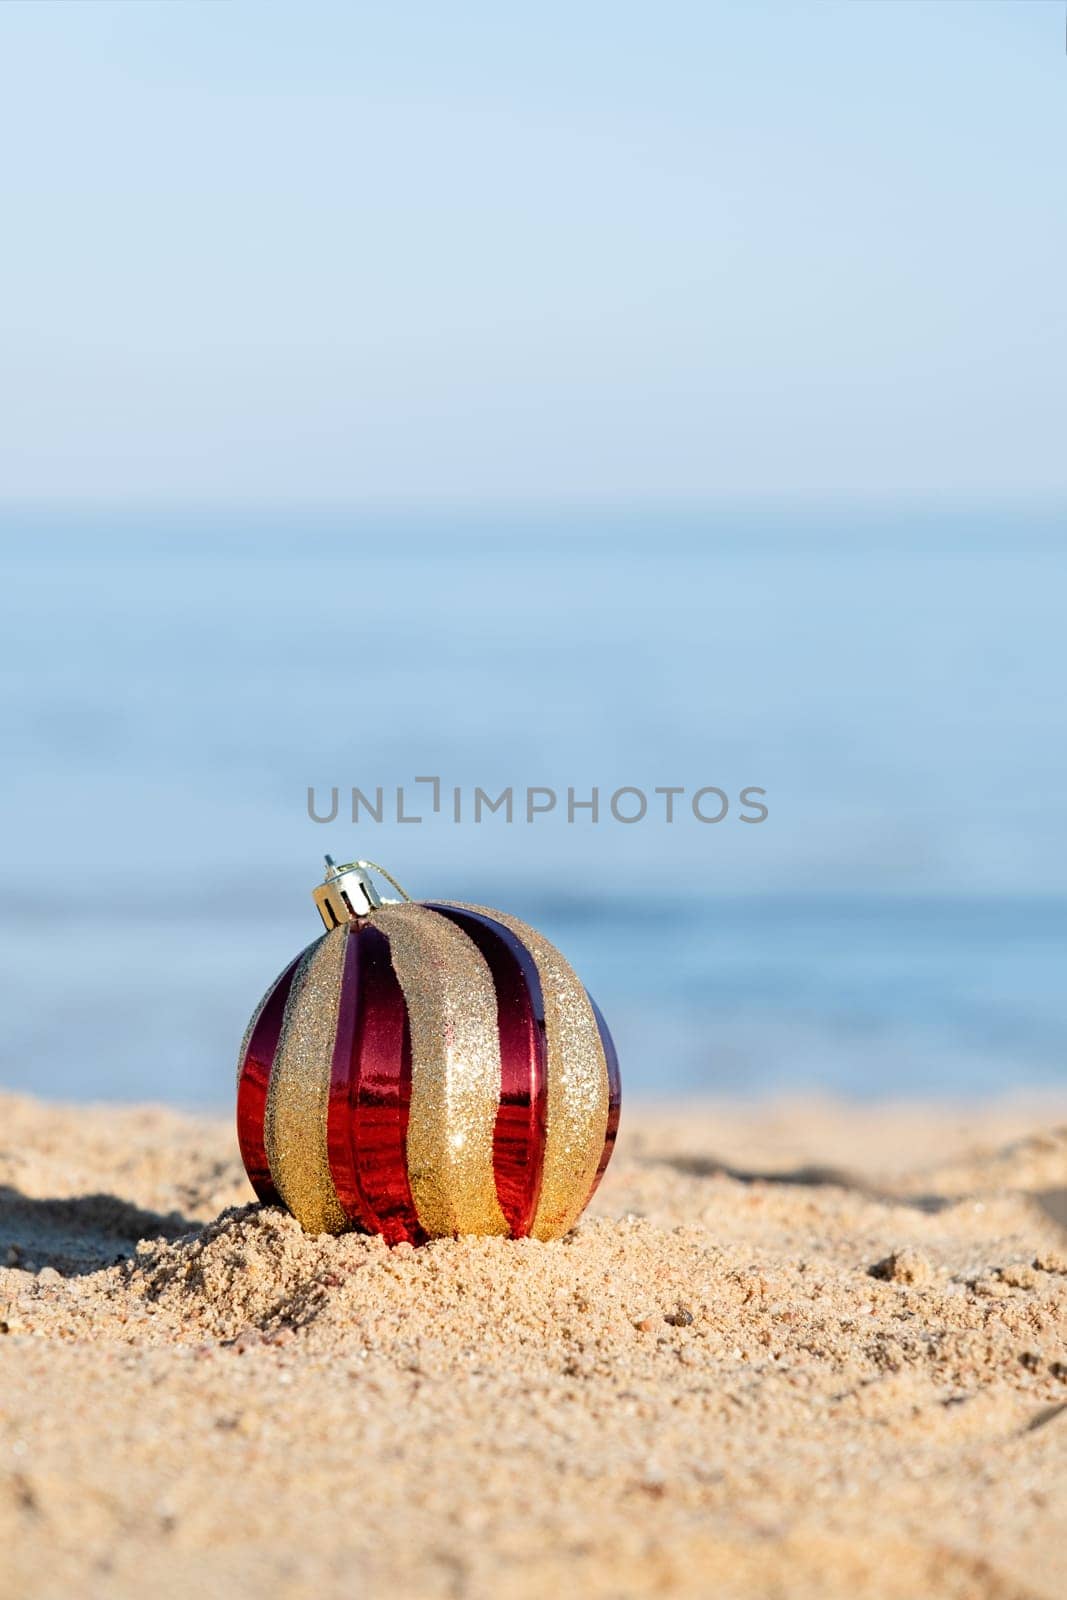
311,856,412,929
313,856,383,927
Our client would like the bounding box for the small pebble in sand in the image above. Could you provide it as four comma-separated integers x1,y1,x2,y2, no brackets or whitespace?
998,1263,1039,1290
665,1305,695,1327
869,1248,932,1286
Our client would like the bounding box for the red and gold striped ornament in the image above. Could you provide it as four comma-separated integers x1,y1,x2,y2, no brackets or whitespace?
236,858,620,1244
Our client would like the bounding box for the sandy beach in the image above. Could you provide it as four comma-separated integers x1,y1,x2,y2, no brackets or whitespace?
2,1091,1066,1600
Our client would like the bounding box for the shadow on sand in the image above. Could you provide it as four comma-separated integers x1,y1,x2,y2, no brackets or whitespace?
0,1186,196,1277
647,1153,958,1214
648,1155,1067,1232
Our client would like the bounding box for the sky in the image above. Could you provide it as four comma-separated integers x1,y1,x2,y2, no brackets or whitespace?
0,1,1064,508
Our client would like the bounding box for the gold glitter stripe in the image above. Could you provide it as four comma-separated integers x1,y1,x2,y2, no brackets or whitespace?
445,903,609,1242
264,927,349,1235
373,905,508,1240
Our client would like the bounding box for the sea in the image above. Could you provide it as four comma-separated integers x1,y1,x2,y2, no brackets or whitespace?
1,506,1064,1107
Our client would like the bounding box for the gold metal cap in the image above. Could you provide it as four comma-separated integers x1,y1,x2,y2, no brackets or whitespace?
311,856,412,929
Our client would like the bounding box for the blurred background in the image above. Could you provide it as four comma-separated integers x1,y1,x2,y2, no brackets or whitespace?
0,3,1064,1106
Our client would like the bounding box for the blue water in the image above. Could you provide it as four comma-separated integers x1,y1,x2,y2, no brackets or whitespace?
1,507,1064,1105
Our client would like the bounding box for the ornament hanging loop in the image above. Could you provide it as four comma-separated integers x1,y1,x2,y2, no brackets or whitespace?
313,856,413,929
342,859,413,904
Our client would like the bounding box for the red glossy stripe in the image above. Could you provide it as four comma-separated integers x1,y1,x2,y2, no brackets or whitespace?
236,954,302,1205
345,923,424,1246
426,904,547,1238
325,926,381,1234
585,994,621,1205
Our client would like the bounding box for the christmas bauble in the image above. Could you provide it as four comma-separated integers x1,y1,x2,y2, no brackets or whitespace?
236,858,620,1244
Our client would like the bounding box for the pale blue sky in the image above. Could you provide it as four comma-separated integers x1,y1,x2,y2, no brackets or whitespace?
0,1,1063,506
